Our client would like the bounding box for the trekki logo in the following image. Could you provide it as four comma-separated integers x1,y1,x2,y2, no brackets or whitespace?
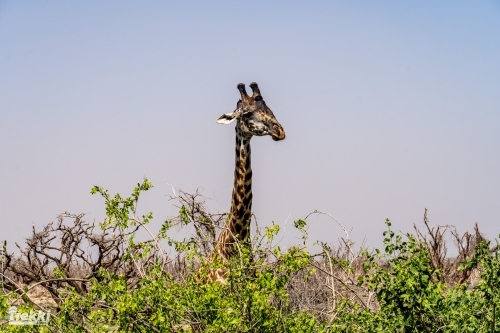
5,306,51,326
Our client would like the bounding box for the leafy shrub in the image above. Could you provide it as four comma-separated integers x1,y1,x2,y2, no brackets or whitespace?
0,179,498,332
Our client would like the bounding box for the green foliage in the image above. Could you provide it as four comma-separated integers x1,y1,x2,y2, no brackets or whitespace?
51,239,326,332
90,178,153,229
1,181,499,332
353,219,500,333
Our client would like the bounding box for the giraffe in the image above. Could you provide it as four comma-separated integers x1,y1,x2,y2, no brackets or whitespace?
206,82,286,283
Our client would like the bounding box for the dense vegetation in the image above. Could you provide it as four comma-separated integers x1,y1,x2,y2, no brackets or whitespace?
1,179,498,332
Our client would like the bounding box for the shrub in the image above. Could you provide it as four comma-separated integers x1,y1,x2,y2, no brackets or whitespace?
0,179,498,332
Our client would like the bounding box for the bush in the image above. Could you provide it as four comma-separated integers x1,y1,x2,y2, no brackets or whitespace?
1,179,498,332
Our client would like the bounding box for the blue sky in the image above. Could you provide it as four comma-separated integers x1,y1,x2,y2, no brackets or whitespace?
1,1,499,250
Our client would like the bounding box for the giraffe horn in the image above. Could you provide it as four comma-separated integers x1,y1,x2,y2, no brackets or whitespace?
237,83,251,103
249,82,261,98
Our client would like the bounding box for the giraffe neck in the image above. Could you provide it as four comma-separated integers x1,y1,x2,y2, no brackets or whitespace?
216,124,253,259
230,125,253,239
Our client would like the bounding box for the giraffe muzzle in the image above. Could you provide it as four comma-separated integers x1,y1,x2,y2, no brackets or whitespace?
271,125,286,141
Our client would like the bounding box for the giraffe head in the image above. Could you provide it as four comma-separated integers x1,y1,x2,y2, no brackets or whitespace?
216,82,285,141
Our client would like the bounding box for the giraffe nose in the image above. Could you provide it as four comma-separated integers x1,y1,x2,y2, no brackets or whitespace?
271,125,285,141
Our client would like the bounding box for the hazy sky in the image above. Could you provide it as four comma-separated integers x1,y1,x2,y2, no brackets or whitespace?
1,1,499,251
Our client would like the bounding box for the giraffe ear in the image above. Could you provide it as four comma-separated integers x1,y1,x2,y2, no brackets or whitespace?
216,113,237,124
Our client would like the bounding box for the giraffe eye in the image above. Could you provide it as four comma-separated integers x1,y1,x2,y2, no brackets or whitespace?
254,96,263,101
